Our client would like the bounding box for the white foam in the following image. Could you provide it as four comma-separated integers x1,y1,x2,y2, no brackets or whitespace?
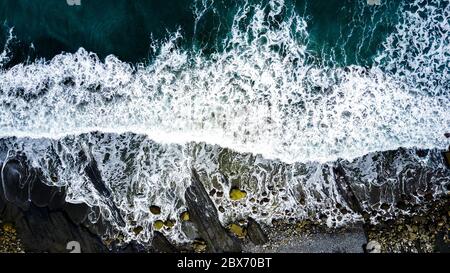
0,0,448,165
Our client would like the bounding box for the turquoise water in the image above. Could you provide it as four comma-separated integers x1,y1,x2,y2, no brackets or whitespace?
1,0,402,66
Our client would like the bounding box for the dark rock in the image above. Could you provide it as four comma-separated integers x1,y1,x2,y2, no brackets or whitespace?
133,226,144,235
151,231,177,253
7,203,107,253
84,157,125,227
84,158,111,198
333,164,363,214
443,151,450,169
1,158,31,210
435,231,450,253
83,207,111,236
0,155,109,253
0,189,5,213
64,202,90,225
0,202,24,223
48,187,67,210
149,205,161,215
111,240,147,253
62,77,76,87
30,179,57,207
185,169,241,253
338,149,450,217
247,218,268,245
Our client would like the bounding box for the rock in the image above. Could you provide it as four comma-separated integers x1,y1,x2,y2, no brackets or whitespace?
30,179,57,208
185,169,241,253
84,156,125,227
10,203,107,253
84,157,111,198
2,222,15,233
164,219,175,228
151,231,177,253
180,211,190,221
0,157,110,253
63,202,90,225
444,151,450,169
113,240,147,253
0,222,24,253
1,158,31,210
48,187,67,210
435,231,450,253
133,226,143,235
153,220,164,230
150,205,161,215
229,223,246,239
230,188,247,201
193,239,207,253
366,240,381,253
247,218,268,245
0,184,5,213
181,221,199,240
338,149,450,219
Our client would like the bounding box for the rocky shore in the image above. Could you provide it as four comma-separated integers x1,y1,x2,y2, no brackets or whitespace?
0,145,449,253
1,194,448,253
365,195,449,253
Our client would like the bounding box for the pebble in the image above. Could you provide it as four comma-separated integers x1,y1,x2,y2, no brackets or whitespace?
229,188,247,201
229,223,246,239
366,241,382,253
180,211,190,221
153,220,164,230
150,206,161,215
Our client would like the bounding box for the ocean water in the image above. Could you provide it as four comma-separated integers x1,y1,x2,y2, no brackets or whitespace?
0,0,449,244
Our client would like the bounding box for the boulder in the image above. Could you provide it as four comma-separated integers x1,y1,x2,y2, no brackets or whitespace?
48,187,67,210
247,218,268,245
0,155,109,253
64,202,90,225
443,151,450,169
1,159,31,210
11,204,107,253
151,231,177,253
30,179,57,208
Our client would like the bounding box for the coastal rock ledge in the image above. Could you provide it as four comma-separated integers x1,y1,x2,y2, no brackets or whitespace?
0,146,449,253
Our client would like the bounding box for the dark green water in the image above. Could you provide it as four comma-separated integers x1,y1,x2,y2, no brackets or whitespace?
0,0,402,66
0,0,195,63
